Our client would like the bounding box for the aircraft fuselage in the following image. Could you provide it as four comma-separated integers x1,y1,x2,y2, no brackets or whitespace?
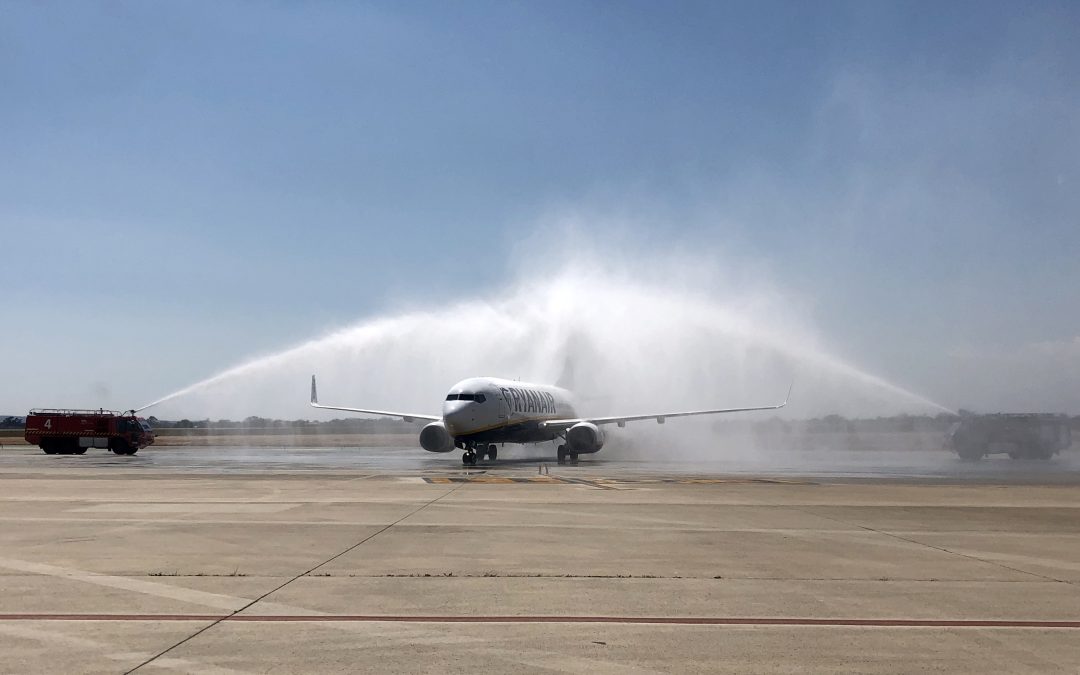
441,377,577,446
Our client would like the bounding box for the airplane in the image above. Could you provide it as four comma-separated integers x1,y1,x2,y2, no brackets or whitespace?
310,375,790,466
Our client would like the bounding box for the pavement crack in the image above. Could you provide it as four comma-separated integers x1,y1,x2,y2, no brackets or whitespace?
123,481,466,674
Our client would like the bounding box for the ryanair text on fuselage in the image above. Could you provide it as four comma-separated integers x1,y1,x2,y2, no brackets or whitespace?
500,387,556,415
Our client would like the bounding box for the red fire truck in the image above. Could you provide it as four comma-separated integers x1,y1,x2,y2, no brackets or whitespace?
24,409,155,455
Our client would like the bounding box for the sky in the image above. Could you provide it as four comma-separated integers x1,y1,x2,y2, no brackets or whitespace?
2,1,1078,416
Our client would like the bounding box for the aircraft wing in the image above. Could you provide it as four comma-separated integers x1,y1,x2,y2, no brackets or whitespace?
539,384,792,431
309,376,440,423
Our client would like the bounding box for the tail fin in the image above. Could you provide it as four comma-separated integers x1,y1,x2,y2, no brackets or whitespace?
556,357,575,390
310,375,319,405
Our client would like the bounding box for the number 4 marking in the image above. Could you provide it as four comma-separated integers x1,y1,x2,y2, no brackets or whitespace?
44,419,51,429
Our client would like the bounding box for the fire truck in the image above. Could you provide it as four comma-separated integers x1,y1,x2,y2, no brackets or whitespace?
24,409,155,455
947,413,1073,461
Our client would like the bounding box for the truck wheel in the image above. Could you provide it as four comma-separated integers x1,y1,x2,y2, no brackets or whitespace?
111,439,134,455
957,443,984,461
74,447,88,455
40,442,57,455
52,439,78,455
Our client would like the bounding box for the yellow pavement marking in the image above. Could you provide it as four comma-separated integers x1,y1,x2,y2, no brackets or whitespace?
423,476,812,485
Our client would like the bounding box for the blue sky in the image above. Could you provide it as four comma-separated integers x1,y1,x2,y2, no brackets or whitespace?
2,1,1078,414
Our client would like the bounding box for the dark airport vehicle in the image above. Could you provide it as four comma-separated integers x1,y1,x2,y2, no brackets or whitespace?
24,409,155,455
948,413,1072,461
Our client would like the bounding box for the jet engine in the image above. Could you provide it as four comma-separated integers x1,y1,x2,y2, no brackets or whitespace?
566,422,605,454
419,421,455,453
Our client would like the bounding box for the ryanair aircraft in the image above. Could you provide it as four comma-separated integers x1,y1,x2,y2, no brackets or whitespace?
310,375,789,466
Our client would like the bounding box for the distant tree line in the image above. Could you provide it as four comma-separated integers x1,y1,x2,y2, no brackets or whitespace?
716,413,1080,434
146,416,423,433
5,413,1079,433
1,416,26,429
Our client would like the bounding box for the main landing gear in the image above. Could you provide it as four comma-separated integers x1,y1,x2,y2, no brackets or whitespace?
556,444,577,465
462,444,498,466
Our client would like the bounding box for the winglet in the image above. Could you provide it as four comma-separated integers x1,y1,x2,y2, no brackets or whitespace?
784,380,794,407
310,375,319,406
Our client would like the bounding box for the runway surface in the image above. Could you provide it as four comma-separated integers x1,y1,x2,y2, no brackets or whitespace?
2,444,1079,673
3,444,1080,483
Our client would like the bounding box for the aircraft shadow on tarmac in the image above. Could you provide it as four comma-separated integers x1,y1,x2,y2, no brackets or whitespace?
440,455,606,469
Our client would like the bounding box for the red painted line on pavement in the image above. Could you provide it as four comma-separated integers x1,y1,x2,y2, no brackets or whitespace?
0,614,222,621
1,614,1079,628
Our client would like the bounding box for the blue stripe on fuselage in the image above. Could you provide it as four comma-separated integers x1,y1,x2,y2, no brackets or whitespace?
455,418,560,445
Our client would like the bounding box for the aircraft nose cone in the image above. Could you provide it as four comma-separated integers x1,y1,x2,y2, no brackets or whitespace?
442,401,471,434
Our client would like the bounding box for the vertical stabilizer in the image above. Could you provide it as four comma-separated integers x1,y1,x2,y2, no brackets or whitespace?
556,358,575,390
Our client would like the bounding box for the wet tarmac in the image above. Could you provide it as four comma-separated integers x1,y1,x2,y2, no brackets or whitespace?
2,444,1079,484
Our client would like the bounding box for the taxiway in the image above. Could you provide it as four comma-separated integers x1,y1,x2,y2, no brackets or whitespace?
1,445,1079,673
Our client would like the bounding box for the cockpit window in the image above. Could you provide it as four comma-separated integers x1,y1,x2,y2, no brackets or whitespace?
445,393,485,403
